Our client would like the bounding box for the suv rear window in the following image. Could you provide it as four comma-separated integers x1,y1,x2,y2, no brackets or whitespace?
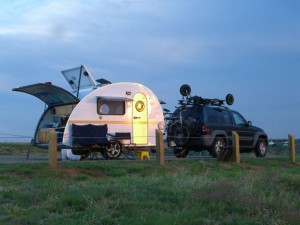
205,108,233,125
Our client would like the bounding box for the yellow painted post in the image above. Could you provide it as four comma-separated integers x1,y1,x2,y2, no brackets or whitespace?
156,129,164,166
288,134,295,163
232,131,240,163
48,129,58,168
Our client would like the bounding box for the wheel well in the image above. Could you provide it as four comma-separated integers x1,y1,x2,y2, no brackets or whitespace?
215,135,227,144
258,135,268,146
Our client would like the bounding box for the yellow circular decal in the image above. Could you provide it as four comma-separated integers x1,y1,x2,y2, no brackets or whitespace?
135,101,145,112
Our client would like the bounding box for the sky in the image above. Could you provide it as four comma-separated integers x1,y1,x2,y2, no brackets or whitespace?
0,0,299,142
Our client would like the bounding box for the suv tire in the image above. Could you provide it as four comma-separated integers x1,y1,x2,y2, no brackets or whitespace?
211,137,226,158
255,138,267,157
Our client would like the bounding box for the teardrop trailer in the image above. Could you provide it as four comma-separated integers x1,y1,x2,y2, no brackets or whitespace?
13,65,165,159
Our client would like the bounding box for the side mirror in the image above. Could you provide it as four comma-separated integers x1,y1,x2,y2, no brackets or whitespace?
247,121,252,126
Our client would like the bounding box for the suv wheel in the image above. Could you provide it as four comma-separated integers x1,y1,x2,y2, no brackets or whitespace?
174,147,189,158
255,138,267,157
211,138,226,158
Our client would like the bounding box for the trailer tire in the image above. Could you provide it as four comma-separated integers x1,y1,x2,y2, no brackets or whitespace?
106,140,122,159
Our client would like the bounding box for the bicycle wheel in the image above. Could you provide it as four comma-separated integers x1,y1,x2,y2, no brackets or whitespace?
173,124,189,145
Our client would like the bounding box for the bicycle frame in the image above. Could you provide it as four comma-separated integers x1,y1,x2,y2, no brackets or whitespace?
164,107,190,146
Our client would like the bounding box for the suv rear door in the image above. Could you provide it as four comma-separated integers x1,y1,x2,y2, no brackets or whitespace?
205,107,234,138
217,109,235,141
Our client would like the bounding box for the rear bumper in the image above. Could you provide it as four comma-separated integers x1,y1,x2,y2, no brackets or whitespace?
168,134,213,149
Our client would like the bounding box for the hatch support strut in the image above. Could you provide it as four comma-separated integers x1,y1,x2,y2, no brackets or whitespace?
76,65,83,98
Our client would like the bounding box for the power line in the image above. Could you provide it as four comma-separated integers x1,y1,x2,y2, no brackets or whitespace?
0,132,33,139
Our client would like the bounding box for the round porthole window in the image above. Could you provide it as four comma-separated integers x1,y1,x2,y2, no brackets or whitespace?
135,101,145,112
100,104,110,114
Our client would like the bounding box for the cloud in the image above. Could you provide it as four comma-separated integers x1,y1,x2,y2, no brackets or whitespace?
0,24,75,41
132,37,208,65
0,0,154,41
0,1,81,41
0,74,15,93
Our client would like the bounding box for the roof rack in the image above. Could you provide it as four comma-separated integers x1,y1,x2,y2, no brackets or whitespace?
178,84,234,107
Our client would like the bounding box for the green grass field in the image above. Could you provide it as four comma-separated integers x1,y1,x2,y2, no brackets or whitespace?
0,142,299,225
0,142,46,156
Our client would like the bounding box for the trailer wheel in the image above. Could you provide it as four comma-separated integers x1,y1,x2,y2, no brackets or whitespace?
105,140,122,159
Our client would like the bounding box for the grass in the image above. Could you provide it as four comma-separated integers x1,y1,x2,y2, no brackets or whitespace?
0,142,299,224
0,142,46,156
0,157,299,225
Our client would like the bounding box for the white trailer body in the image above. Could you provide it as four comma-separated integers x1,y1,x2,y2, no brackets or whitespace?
63,82,164,150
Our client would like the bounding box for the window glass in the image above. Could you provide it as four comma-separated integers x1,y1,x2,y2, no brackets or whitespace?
232,112,246,125
205,108,236,125
97,99,125,115
219,110,233,124
205,108,218,124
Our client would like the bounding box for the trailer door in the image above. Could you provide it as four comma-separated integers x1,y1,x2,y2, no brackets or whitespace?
132,93,148,144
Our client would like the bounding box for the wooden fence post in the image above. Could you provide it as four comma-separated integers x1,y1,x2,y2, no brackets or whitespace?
156,129,164,166
288,134,295,163
48,129,58,168
232,131,240,163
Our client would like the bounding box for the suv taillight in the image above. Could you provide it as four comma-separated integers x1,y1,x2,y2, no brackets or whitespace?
202,125,210,134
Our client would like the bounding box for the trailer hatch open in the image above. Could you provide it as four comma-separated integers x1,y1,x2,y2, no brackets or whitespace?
12,83,79,107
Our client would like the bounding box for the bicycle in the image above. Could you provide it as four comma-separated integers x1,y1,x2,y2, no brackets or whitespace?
164,106,190,146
